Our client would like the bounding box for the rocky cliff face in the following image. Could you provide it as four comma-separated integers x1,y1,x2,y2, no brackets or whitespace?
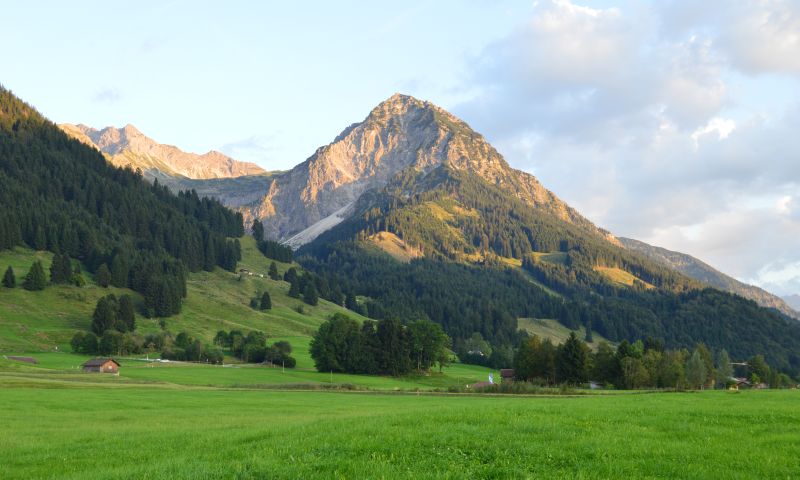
59,123,265,179
244,94,617,245
620,237,799,319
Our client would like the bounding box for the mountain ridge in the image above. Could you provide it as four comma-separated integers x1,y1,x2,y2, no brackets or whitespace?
782,294,800,311
59,123,266,180
619,237,799,319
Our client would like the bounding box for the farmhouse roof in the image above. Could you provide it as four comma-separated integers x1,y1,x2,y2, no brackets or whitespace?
82,358,120,367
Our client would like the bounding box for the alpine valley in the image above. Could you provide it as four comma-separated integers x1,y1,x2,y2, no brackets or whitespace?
48,91,800,375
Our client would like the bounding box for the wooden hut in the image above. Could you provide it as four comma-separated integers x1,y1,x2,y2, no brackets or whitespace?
82,358,120,373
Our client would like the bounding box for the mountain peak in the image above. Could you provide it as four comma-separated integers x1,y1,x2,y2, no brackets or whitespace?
249,93,615,245
58,123,265,180
121,123,142,135
384,92,420,105
367,92,431,119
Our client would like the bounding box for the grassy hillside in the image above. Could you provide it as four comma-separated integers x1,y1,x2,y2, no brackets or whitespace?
517,318,612,351
0,248,134,351
1,381,798,478
594,266,655,289
0,237,369,352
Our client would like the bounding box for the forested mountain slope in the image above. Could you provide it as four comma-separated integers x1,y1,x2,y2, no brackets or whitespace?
0,85,243,316
297,100,800,376
619,237,799,319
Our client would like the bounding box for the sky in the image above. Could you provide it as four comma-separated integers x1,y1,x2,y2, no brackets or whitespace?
2,0,800,296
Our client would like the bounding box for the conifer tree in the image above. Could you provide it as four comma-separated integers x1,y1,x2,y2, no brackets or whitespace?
2,266,15,288
303,282,319,306
34,226,46,251
110,254,129,287
49,253,73,284
288,277,301,298
283,267,298,284
61,253,73,283
117,294,136,332
49,253,64,283
345,292,358,311
260,291,272,310
251,219,264,243
91,295,118,335
556,332,588,385
268,262,280,280
96,263,111,288
23,260,47,291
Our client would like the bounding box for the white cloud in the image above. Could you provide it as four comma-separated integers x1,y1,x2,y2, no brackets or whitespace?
455,0,800,295
718,0,800,75
91,88,123,104
691,117,736,149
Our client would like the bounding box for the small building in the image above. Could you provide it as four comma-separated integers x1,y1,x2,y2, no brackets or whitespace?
500,369,515,382
731,377,750,390
82,358,120,374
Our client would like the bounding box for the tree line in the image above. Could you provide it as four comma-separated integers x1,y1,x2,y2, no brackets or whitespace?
514,332,795,389
71,327,223,364
251,219,293,263
213,329,296,367
310,313,450,376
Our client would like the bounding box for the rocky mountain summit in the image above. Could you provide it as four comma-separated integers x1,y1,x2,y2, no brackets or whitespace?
59,123,265,179
241,94,618,246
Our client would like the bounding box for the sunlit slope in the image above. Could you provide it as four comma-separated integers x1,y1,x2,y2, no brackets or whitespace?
0,236,369,352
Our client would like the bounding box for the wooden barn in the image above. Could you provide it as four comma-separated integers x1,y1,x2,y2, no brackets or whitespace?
82,358,120,374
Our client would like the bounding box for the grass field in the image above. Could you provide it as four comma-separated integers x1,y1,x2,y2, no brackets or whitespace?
0,349,498,392
0,382,797,479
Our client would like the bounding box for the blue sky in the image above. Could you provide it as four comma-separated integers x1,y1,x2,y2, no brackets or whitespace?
2,1,530,168
3,1,800,296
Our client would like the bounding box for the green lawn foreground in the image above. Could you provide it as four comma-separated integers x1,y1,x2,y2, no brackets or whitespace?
0,387,798,479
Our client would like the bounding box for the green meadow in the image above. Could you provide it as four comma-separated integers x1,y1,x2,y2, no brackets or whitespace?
0,380,797,479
